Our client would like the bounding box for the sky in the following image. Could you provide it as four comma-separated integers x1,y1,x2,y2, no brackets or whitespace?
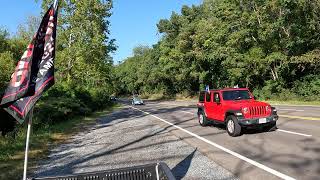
0,1,42,34
0,0,202,63
109,0,202,63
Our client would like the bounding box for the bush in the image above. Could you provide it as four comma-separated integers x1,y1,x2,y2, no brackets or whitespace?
88,88,111,111
253,80,284,100
292,75,320,101
33,96,90,130
253,75,320,102
275,89,299,101
253,80,299,101
30,83,111,130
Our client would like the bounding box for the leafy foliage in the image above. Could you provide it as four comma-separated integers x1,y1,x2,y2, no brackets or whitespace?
0,0,116,134
115,0,320,100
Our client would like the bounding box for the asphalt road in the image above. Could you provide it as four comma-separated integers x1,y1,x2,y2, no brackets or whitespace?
127,100,320,180
34,99,320,180
34,104,237,180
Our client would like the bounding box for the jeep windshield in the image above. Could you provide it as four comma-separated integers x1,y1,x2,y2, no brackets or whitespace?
222,90,252,100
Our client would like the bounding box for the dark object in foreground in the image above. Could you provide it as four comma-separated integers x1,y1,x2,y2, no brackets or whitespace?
32,162,176,180
0,108,16,136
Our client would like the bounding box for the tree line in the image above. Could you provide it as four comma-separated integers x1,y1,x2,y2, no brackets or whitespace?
114,0,320,101
1,0,320,134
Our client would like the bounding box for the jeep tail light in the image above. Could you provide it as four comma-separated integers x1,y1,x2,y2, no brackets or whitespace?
242,107,249,114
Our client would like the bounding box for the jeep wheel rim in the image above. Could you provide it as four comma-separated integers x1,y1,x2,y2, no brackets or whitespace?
227,120,234,133
199,114,204,124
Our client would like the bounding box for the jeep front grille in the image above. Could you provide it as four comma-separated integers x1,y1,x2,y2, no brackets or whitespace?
249,106,268,117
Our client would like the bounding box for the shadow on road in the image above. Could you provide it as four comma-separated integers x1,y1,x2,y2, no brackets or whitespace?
171,148,197,179
35,100,320,180
34,106,202,177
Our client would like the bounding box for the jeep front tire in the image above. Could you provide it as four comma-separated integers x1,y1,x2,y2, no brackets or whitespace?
198,111,208,126
226,115,241,137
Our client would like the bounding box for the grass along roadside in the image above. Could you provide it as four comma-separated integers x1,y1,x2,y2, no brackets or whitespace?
265,100,320,106
0,103,122,180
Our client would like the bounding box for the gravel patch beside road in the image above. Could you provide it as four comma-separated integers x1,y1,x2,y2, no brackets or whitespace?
34,106,237,179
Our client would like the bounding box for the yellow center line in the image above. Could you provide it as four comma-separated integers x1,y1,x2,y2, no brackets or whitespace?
279,114,320,121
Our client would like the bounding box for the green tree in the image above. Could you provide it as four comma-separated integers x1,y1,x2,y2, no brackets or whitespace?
39,0,116,92
114,0,320,100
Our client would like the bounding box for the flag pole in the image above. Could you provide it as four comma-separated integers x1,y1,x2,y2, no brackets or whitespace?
53,0,59,12
22,107,34,180
22,0,58,178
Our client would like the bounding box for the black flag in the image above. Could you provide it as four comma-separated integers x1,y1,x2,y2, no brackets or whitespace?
0,5,58,123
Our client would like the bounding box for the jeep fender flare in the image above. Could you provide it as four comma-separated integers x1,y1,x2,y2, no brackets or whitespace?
224,110,242,122
197,107,207,117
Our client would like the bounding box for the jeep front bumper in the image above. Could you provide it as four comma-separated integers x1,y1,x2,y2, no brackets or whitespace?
237,115,278,126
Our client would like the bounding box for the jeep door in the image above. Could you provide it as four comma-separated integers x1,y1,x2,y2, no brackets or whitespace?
211,92,224,121
204,91,214,119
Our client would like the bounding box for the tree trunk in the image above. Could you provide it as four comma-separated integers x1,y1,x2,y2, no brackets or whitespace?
270,64,278,81
67,59,72,83
274,64,279,79
271,67,276,80
252,1,262,25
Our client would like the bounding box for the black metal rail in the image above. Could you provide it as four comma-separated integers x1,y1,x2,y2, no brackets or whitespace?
32,162,176,180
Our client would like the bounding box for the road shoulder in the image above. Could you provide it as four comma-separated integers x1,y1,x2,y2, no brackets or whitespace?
34,106,237,179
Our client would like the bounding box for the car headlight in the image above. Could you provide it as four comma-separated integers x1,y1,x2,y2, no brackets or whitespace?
242,107,249,114
266,106,271,111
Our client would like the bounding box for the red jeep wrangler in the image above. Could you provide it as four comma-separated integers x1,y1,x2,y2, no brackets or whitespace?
197,88,278,137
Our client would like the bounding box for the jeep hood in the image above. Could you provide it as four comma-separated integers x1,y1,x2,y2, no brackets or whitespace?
226,100,270,109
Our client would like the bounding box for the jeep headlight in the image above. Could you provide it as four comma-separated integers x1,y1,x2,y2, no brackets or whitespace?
266,106,270,111
242,107,249,114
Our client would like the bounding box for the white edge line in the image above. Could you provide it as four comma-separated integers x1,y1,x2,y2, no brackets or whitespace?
279,109,305,112
277,129,312,137
131,106,296,180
